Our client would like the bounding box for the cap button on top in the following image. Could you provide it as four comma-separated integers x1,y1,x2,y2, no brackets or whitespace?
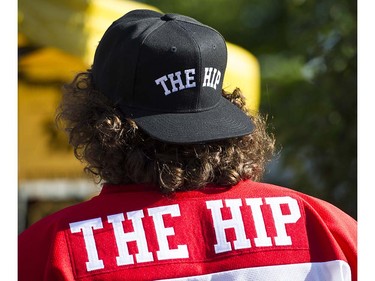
161,14,178,21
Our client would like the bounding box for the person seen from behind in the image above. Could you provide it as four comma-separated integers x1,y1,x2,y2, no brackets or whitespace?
18,9,357,281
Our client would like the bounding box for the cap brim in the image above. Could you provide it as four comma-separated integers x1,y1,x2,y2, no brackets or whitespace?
125,97,254,144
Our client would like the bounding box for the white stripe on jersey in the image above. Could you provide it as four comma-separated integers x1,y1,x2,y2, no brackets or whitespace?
156,260,351,281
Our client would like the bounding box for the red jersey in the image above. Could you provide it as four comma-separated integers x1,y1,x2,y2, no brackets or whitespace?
18,180,357,280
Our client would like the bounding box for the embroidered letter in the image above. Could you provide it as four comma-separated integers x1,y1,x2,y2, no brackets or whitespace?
155,75,171,96
206,199,251,253
184,68,196,88
202,67,213,87
168,71,186,93
245,198,272,247
107,211,153,266
148,204,189,260
213,69,221,89
265,196,301,246
70,218,105,271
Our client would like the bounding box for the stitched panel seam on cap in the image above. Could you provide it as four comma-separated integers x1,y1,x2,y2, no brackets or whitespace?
131,19,166,104
175,20,202,111
172,19,228,72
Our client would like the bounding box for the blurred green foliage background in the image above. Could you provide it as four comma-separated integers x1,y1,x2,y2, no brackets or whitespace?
138,0,357,218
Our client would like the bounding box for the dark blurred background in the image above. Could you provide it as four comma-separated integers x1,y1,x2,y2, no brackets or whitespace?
138,0,357,218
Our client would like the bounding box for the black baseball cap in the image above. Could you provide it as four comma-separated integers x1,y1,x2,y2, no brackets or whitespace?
91,9,254,144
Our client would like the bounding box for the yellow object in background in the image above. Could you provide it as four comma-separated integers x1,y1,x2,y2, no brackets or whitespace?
225,43,260,114
18,0,162,65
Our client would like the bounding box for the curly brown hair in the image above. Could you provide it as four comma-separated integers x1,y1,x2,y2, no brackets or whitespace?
56,71,275,193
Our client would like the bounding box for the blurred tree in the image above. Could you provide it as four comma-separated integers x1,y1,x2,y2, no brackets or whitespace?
139,0,357,218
